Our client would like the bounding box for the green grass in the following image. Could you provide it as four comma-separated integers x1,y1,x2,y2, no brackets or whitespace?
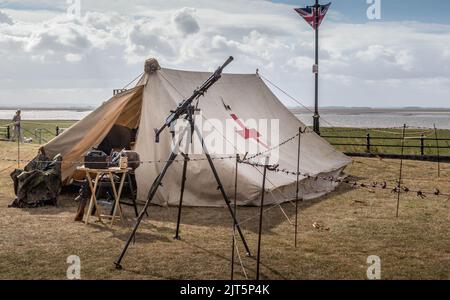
1,120,449,156
0,120,76,145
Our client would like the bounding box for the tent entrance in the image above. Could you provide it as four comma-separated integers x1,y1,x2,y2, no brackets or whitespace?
41,86,144,180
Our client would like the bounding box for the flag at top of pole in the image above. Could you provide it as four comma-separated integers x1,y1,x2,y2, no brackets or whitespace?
294,2,331,30
293,1,331,135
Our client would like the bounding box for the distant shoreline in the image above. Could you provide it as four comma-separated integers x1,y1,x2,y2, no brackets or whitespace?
0,107,94,112
2,106,450,114
290,107,450,115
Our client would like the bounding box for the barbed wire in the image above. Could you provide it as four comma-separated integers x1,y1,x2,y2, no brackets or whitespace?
0,137,447,199
3,153,447,199
239,160,450,200
0,155,238,166
242,129,313,162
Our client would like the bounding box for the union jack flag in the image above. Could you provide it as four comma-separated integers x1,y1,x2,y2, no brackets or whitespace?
294,2,331,29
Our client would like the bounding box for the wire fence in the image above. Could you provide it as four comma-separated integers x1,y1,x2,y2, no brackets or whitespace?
322,133,450,156
0,148,448,200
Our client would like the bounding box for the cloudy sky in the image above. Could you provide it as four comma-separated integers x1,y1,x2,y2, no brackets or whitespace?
0,0,449,108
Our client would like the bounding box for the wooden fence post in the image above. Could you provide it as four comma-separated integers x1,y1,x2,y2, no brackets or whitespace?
7,126,10,140
366,133,371,153
56,126,60,136
420,134,424,156
433,124,440,178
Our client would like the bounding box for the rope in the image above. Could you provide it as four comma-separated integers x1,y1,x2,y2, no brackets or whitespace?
232,232,248,279
159,71,187,99
123,72,144,90
258,72,336,128
0,122,16,127
0,164,15,174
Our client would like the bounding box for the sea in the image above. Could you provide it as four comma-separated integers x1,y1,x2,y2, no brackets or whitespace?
1,108,450,129
295,108,450,129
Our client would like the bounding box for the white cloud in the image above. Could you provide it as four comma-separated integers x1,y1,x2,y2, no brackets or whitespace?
355,45,414,71
172,7,199,35
65,53,82,62
0,10,13,24
0,1,449,108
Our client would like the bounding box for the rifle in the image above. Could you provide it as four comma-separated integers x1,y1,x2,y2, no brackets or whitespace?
154,56,234,143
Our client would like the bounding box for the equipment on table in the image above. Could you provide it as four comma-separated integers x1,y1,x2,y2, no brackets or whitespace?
110,150,140,170
84,150,109,169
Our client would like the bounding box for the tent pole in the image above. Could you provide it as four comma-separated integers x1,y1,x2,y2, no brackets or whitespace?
396,124,406,218
256,156,269,280
231,154,239,280
174,153,189,240
194,125,252,256
295,127,303,248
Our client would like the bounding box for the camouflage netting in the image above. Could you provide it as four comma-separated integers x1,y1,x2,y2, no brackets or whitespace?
10,153,62,208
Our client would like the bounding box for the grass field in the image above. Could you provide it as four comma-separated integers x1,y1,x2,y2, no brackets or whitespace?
0,141,449,280
1,120,449,156
0,120,75,144
321,127,450,156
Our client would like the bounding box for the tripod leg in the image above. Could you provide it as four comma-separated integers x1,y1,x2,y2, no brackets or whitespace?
115,125,191,269
128,172,139,217
114,151,178,269
174,154,189,240
194,125,252,256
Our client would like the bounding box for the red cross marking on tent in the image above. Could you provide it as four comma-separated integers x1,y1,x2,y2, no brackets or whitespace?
230,114,270,149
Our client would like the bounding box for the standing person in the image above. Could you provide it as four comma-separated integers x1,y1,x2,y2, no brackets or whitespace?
12,110,22,142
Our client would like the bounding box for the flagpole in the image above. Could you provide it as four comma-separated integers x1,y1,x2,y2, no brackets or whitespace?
294,1,330,135
313,0,320,135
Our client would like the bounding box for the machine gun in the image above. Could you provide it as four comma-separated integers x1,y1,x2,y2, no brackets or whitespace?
114,56,253,270
154,56,234,143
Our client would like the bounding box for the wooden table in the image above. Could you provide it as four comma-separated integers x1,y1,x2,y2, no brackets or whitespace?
77,166,131,226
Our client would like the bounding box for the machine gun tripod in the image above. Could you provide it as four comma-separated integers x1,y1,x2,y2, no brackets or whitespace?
115,57,252,270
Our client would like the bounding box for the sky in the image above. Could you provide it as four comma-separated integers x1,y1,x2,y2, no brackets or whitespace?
0,0,449,108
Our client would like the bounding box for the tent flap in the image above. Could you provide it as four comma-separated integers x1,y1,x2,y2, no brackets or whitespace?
41,86,143,180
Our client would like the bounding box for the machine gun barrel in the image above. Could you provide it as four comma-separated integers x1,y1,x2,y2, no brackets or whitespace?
154,56,234,143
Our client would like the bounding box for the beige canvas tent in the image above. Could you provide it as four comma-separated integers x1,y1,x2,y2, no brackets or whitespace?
41,58,351,207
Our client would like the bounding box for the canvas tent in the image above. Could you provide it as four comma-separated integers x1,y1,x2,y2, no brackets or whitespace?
40,58,351,207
